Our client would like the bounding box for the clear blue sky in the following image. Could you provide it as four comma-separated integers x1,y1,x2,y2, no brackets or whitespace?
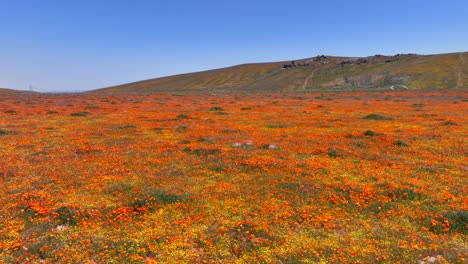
1,0,467,92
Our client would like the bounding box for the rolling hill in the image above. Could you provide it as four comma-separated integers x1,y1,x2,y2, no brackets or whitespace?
0,88,37,94
90,52,467,94
0,88,20,93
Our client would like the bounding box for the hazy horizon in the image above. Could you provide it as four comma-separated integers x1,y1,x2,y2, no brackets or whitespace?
1,0,467,92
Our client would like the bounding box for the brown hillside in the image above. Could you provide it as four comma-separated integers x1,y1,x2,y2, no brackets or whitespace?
0,88,20,93
90,52,468,94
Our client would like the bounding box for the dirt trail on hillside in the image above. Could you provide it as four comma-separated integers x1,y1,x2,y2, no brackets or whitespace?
458,53,465,87
302,68,317,90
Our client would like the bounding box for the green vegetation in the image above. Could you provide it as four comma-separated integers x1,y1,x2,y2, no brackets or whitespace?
70,112,90,116
364,114,386,120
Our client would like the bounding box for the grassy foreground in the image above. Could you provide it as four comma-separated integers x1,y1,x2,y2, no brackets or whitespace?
0,91,466,263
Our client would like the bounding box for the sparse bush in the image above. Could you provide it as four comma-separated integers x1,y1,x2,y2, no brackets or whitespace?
427,210,468,234
363,130,375,136
261,144,278,149
0,129,17,135
443,121,457,126
70,112,89,116
129,189,187,212
384,188,423,201
184,148,221,156
53,206,78,226
444,211,468,234
176,114,189,119
209,106,224,111
222,129,239,133
176,125,188,132
118,124,136,129
105,181,134,197
266,123,291,128
364,113,386,120
150,192,186,205
127,199,146,212
367,202,396,214
395,140,408,147
327,148,338,158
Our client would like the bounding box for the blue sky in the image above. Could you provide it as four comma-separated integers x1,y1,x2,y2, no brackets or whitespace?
0,0,467,92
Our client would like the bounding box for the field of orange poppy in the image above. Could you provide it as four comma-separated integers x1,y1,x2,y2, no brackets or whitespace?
0,90,466,263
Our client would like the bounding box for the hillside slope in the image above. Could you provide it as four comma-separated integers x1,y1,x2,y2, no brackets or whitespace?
91,52,467,94
0,88,21,93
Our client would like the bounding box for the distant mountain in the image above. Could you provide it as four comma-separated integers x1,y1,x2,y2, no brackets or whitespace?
95,52,465,94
